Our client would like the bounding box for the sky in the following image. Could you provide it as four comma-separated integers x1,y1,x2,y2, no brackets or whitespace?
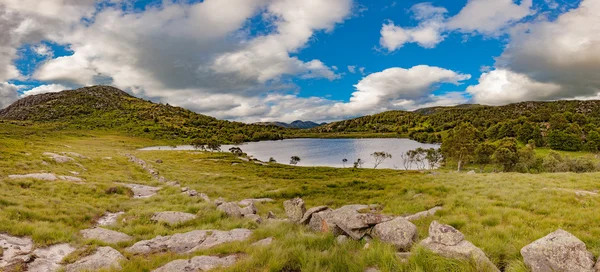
0,0,598,123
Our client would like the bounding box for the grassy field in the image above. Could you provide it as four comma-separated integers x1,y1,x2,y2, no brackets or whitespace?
1,123,600,271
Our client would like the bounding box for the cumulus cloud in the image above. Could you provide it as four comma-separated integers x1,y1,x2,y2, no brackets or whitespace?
21,84,67,97
0,82,19,109
468,0,600,105
381,0,535,51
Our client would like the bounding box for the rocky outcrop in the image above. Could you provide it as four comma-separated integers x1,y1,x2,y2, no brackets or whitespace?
127,229,252,254
152,255,238,272
284,198,306,223
151,211,197,225
240,202,258,216
117,183,161,198
371,217,418,251
405,206,442,221
217,202,243,218
420,221,498,272
80,227,132,244
43,152,74,163
97,211,125,226
0,234,34,267
64,246,125,272
28,243,76,272
329,205,393,240
520,229,595,272
8,173,57,181
299,206,329,224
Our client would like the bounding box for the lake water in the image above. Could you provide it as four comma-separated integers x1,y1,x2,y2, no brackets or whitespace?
140,138,440,170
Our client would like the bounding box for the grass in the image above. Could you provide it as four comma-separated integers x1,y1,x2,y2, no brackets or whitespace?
1,123,600,271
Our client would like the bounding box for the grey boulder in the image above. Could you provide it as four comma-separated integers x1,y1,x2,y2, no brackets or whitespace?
151,211,197,225
283,198,306,223
371,217,418,251
217,202,243,218
152,255,238,272
80,227,132,244
521,229,595,272
65,246,125,272
127,229,252,254
299,205,329,224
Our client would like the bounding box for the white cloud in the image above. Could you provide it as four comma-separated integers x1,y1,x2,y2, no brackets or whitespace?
447,0,534,35
468,0,600,105
380,3,447,51
0,82,19,109
21,84,67,97
348,65,356,73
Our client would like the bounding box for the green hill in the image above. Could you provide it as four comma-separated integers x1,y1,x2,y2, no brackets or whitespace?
0,85,289,143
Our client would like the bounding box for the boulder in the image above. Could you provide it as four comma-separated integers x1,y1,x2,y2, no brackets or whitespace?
420,221,498,272
0,234,33,267
8,173,57,181
127,229,252,254
308,209,343,236
244,214,262,224
330,205,393,240
428,220,464,246
251,237,273,247
595,259,599,272
96,211,125,226
64,246,125,272
238,198,274,206
336,235,348,244
283,198,306,223
118,183,161,198
152,255,238,272
405,206,443,221
520,229,595,272
214,197,226,206
80,227,132,244
188,190,198,196
155,159,163,163
43,152,74,163
28,243,76,272
240,202,258,216
299,205,329,224
181,187,188,192
151,211,197,225
371,217,418,251
199,193,211,202
217,202,243,218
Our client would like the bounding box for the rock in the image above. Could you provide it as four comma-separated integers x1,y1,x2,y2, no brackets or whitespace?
520,229,595,272
0,234,33,267
299,205,329,224
158,176,167,183
80,227,132,244
199,193,211,202
240,202,258,216
118,183,161,198
420,221,498,272
267,211,276,219
97,212,125,226
412,193,423,199
65,246,125,272
58,175,84,183
69,171,80,175
595,259,599,271
188,190,198,196
28,243,76,272
428,220,464,246
8,173,57,181
575,190,597,196
283,198,306,223
166,181,180,187
405,206,443,221
239,157,250,162
238,198,274,206
308,209,342,235
251,237,273,247
214,197,226,206
43,152,74,163
152,255,237,272
127,229,252,254
244,214,262,224
330,205,393,240
336,235,348,244
217,202,243,218
151,211,197,225
156,159,163,163
61,152,88,159
181,187,189,192
231,163,240,166
364,267,380,272
126,154,160,179
371,217,418,251
466,170,476,175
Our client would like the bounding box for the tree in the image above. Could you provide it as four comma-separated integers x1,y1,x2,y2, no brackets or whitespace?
371,152,392,169
290,156,301,165
425,148,443,170
400,153,411,170
342,158,348,168
191,139,207,151
492,138,519,172
474,142,495,172
353,158,364,169
229,147,243,156
547,130,582,151
206,139,221,152
441,123,481,171
269,157,277,163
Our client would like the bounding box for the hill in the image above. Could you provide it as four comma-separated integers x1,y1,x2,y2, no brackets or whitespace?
0,85,290,143
313,100,600,152
254,120,325,129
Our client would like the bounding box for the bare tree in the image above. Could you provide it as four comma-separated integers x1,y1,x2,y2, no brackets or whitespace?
400,153,411,170
342,158,348,168
353,158,364,168
371,152,392,169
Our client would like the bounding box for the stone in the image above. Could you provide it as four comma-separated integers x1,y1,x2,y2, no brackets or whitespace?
118,183,161,198
43,152,74,163
308,209,342,235
330,205,393,240
420,221,498,272
61,152,88,159
283,198,306,223
371,217,418,251
251,237,273,247
69,171,80,175
80,227,132,244
238,198,274,206
65,246,125,272
0,234,33,267
156,159,163,163
299,206,329,224
217,202,243,218
181,187,189,192
428,220,464,246
97,212,125,226
267,211,276,219
127,229,253,254
466,170,476,174
336,235,348,244
188,190,198,196
364,267,380,272
405,206,443,221
152,255,237,272
244,214,262,224
8,173,57,181
199,193,211,202
240,202,258,216
28,243,76,272
58,175,84,183
595,259,599,272
151,211,197,225
521,229,595,272
214,197,226,206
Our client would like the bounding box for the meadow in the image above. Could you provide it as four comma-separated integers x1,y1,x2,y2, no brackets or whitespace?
1,123,599,271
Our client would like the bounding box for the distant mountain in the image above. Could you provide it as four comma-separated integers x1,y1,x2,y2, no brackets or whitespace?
254,120,326,129
0,85,291,142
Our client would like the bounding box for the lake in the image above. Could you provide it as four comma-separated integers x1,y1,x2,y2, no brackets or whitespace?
140,138,440,170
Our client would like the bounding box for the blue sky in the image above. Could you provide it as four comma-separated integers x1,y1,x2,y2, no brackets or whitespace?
1,0,597,122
